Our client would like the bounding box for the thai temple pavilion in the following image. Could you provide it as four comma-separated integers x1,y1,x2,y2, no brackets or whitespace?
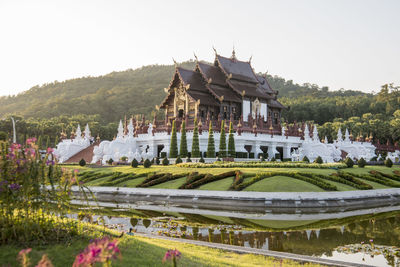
54,50,380,164
160,49,286,126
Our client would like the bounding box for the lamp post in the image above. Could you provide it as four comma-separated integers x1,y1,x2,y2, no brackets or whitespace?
10,117,17,143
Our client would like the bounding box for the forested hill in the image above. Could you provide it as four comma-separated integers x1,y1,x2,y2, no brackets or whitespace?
0,60,370,124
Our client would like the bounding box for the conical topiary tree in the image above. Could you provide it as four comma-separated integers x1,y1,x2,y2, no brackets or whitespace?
180,121,188,158
192,118,201,158
54,135,59,147
37,135,43,150
206,121,215,158
169,120,178,158
228,121,235,158
219,120,227,158
45,135,50,149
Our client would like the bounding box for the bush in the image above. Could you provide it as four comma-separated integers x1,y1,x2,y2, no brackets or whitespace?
186,157,192,163
206,121,215,158
175,156,183,164
358,157,366,168
199,156,205,163
344,157,354,168
120,156,128,162
385,158,393,168
155,157,160,165
162,157,169,166
270,157,276,162
131,158,139,168
160,152,167,158
143,159,152,168
314,156,323,164
302,156,310,163
79,158,86,166
107,158,114,165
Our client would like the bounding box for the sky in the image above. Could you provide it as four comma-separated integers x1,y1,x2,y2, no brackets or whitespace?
0,0,399,96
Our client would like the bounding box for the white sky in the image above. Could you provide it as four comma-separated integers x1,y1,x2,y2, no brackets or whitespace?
0,0,399,96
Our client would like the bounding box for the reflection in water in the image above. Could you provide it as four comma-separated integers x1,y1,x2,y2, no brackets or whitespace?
73,204,400,267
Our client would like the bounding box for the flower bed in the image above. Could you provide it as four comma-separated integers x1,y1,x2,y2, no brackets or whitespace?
177,161,347,169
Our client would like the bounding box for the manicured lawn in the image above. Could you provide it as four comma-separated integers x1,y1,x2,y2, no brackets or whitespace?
65,164,400,192
198,177,235,191
244,176,325,192
151,177,187,189
0,234,322,267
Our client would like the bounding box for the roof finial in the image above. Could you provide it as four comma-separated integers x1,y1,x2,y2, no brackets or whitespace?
249,55,252,63
231,45,236,60
212,46,218,56
172,57,177,67
193,52,198,62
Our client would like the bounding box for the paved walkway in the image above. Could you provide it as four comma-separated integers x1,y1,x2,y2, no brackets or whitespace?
134,232,373,267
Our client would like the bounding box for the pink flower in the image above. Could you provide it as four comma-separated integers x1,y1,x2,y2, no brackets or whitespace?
18,248,32,256
162,249,181,263
47,147,54,154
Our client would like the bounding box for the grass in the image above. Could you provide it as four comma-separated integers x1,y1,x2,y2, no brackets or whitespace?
0,229,323,267
64,164,400,192
243,176,325,192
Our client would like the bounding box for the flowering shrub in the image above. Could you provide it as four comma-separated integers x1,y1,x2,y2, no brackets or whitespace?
0,139,89,245
73,236,121,267
163,249,181,267
177,161,347,169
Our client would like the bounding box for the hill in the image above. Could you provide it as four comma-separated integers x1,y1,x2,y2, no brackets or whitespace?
0,60,369,124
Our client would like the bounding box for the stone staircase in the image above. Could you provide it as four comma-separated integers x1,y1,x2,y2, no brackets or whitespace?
64,143,96,164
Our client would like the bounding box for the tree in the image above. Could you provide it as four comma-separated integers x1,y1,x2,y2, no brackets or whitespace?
162,157,169,166
191,118,200,158
175,156,182,164
143,159,151,168
206,121,215,158
37,135,43,150
358,157,366,168
131,158,139,168
79,158,86,166
385,158,393,168
179,121,188,157
302,156,310,163
45,135,50,149
345,157,354,168
54,135,59,147
169,120,178,158
228,121,235,157
219,120,227,158
314,156,323,164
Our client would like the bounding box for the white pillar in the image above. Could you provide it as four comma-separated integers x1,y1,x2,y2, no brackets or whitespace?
283,145,291,159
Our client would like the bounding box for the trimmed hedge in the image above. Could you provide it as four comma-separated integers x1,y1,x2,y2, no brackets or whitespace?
335,172,373,190
177,162,347,169
183,171,237,189
138,173,187,188
100,173,147,186
179,172,206,189
344,157,354,168
370,170,400,182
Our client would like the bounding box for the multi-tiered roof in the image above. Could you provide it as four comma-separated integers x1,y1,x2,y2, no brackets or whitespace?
160,51,286,110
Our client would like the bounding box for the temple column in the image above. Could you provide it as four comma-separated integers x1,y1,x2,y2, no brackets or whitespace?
254,141,263,159
267,142,277,160
283,145,291,160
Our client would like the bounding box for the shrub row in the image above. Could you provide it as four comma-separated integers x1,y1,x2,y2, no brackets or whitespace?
233,171,338,191
335,172,373,190
138,173,187,188
179,172,206,189
141,173,166,184
229,171,244,190
350,172,400,188
369,170,400,182
177,162,347,169
286,172,337,191
307,173,365,190
99,173,146,186
79,172,114,183
184,171,237,189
